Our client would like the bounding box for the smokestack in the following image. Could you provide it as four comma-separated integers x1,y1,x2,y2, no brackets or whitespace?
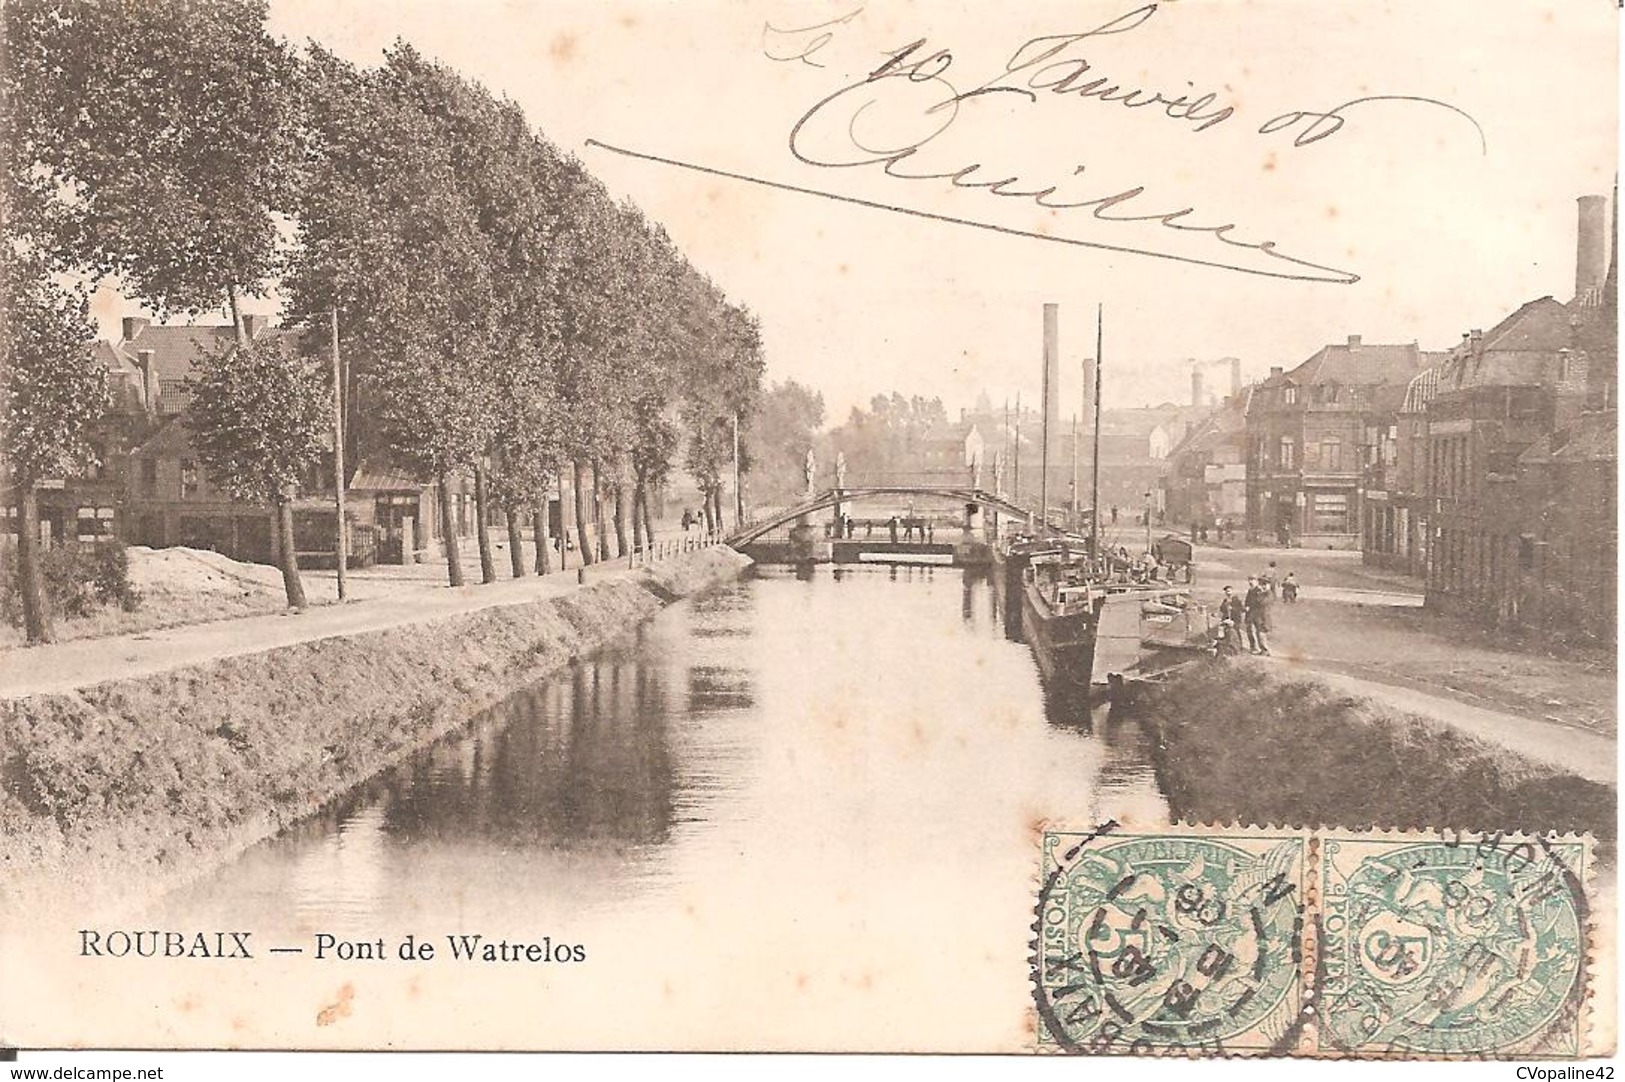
1347,334,1362,347
1041,303,1059,526
1576,194,1609,302
1191,365,1204,409
121,316,150,343
137,349,156,412
1229,357,1241,398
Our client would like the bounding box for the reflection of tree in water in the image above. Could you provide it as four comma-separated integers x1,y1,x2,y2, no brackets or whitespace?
686,582,757,639
1093,710,1162,798
370,651,680,849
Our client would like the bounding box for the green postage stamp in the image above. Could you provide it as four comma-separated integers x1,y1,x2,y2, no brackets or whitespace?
1033,823,1598,1058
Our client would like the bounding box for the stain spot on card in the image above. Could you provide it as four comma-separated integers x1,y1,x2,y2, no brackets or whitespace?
550,33,578,65
316,982,355,1027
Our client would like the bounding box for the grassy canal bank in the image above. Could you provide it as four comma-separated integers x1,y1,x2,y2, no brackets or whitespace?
0,548,751,916
1139,661,1615,861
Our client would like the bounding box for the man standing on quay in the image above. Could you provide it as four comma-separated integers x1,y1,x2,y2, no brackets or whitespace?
1244,576,1272,656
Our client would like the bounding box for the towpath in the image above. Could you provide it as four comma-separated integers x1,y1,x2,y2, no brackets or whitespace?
1190,544,1616,782
0,553,685,700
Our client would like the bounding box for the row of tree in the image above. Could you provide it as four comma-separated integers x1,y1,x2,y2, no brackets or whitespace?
0,0,765,643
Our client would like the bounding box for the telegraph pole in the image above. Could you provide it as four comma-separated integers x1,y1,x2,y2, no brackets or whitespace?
732,411,742,528
330,308,347,601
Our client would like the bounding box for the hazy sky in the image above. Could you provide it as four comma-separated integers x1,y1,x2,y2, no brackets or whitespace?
96,0,1619,423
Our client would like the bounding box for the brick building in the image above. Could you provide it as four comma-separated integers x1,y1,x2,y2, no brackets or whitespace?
1161,391,1251,532
1245,337,1426,549
1416,194,1617,643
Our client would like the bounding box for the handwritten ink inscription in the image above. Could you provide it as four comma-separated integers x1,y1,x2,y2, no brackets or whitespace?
592,3,1485,284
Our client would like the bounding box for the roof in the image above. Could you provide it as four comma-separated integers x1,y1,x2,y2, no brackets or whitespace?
1426,296,1601,398
350,457,434,492
1167,392,1250,460
115,321,298,382
1288,340,1425,389
1520,409,1617,465
130,417,194,458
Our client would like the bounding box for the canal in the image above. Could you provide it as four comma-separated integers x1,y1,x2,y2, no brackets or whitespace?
149,564,1167,1049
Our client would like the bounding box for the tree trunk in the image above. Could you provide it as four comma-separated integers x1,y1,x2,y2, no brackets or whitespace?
639,482,655,547
532,496,552,575
473,462,496,584
711,486,723,536
701,491,715,534
505,505,526,578
274,495,307,610
15,486,53,644
438,470,465,586
227,283,247,345
572,459,595,565
593,461,612,561
613,470,630,556
631,476,645,552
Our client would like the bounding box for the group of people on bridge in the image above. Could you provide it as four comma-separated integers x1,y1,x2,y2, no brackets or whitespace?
826,514,936,543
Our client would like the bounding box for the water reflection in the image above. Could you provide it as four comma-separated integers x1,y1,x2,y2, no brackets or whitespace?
155,564,1165,935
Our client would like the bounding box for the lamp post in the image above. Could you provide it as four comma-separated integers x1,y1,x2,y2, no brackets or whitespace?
330,308,347,601
1144,489,1153,554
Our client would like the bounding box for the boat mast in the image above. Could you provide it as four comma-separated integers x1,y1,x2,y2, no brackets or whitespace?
1091,304,1103,562
1041,303,1059,534
1070,412,1079,530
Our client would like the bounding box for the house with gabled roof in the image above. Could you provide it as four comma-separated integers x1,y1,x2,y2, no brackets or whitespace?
1416,193,1617,643
1161,390,1251,533
1245,335,1427,548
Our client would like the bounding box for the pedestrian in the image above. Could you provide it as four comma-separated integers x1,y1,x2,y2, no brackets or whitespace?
1282,572,1299,603
927,520,935,543
1265,560,1279,598
1244,576,1272,655
1190,521,1199,542
1111,505,1119,525
889,515,899,544
1216,585,1245,655
1199,524,1209,543
681,508,694,533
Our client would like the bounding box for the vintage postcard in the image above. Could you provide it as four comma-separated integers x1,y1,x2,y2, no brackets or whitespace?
0,0,1616,1067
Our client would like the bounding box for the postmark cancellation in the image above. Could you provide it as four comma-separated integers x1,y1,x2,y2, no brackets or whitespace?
1032,822,1599,1058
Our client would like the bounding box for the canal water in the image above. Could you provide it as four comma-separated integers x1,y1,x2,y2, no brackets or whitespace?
149,565,1167,1049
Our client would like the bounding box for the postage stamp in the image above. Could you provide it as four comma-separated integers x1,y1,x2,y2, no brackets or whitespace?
1315,831,1592,1058
1033,823,1311,1055
1032,823,1596,1058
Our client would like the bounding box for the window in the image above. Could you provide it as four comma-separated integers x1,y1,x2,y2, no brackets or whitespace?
76,507,115,543
180,458,199,499
1322,383,1341,404
1322,438,1343,472
1279,437,1297,469
141,458,158,496
1282,386,1298,406
159,378,193,414
1311,493,1349,533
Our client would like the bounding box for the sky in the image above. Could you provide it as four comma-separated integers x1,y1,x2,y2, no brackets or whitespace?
94,0,1620,423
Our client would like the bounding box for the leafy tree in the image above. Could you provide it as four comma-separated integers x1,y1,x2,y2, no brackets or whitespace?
752,380,826,501
5,0,298,327
185,335,326,609
0,248,110,643
287,46,500,587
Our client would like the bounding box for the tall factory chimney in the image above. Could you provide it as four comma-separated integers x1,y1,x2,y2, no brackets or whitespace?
1040,304,1060,526
1229,357,1242,398
1575,194,1610,303
1190,364,1205,409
